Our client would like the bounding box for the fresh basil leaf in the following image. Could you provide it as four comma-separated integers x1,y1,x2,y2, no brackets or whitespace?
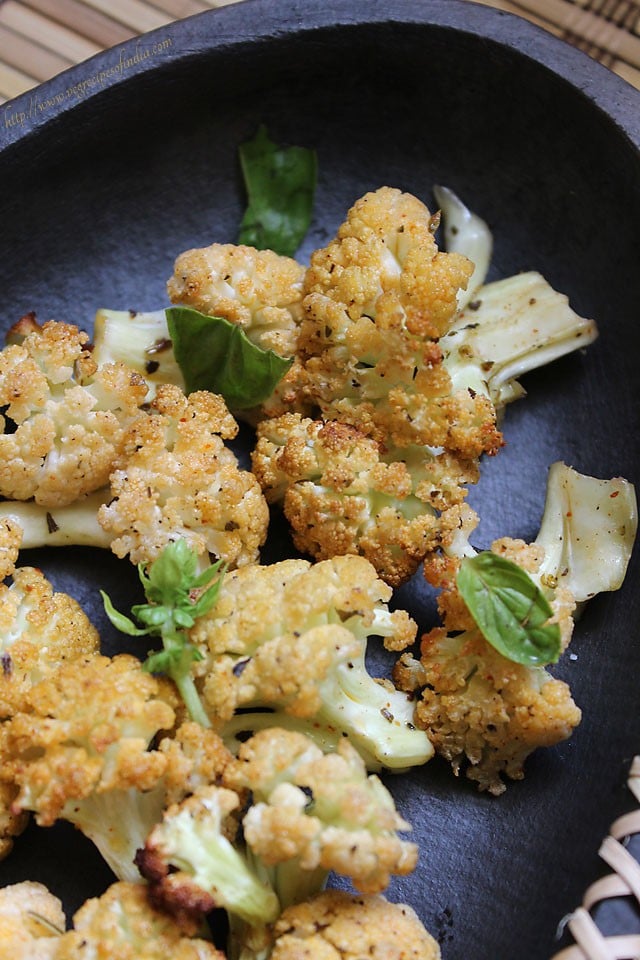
166,306,293,410
238,125,317,257
456,552,562,667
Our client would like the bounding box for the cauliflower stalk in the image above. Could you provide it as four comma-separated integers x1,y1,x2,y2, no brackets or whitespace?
394,463,637,794
138,729,418,959
188,555,432,771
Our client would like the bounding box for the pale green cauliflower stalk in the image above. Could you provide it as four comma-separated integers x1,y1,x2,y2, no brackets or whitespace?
395,462,637,794
188,555,433,772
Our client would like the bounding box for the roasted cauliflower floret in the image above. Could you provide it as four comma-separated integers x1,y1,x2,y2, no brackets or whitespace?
294,187,501,457
0,779,29,862
167,242,306,357
137,784,280,934
97,384,269,567
53,881,226,959
188,555,432,771
0,318,148,507
0,566,100,719
0,881,64,958
252,412,479,586
0,653,182,879
0,516,21,580
394,536,581,795
227,729,418,898
271,889,441,960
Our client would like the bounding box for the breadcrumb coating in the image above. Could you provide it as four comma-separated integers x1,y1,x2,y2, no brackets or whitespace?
271,889,441,960
0,319,148,507
228,729,418,894
97,384,269,567
167,242,306,357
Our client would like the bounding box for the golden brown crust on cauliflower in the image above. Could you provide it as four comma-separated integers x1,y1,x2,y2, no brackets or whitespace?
97,384,269,567
252,412,481,586
271,889,441,960
288,187,501,458
167,242,306,357
1,653,177,825
0,319,148,507
54,881,225,959
395,537,581,794
0,780,29,861
0,566,100,719
0,517,21,580
0,880,64,957
189,554,415,723
227,729,417,894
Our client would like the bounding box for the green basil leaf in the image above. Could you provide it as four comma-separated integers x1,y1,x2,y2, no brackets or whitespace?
237,125,317,257
166,306,293,409
456,552,562,667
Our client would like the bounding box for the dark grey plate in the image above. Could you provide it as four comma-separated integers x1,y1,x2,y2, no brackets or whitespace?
1,1,639,956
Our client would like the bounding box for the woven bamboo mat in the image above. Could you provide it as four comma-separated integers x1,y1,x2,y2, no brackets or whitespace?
0,0,638,104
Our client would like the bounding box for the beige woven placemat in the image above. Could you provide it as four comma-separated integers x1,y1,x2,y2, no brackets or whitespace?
0,0,638,102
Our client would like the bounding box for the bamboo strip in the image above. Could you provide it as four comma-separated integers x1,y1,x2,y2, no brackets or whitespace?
0,1,101,62
0,21,73,81
18,0,135,47
77,0,173,34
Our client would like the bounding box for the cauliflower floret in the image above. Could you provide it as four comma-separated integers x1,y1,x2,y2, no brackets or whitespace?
252,412,479,586
0,881,64,959
0,566,100,719
0,516,21,580
137,783,280,935
271,889,441,960
167,242,306,357
53,881,225,959
188,556,431,772
97,384,269,567
227,729,418,898
294,187,501,458
394,535,581,795
0,319,148,506
0,653,182,878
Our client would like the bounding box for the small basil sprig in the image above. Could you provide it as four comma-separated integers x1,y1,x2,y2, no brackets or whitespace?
456,552,561,667
166,306,293,410
238,125,317,257
101,539,225,727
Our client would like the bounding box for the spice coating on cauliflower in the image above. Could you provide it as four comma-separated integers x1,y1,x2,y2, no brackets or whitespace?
187,555,430,771
97,384,269,567
394,538,581,795
167,242,306,358
252,412,480,586
0,566,100,720
227,728,418,895
295,187,501,457
271,889,441,960
54,881,226,959
0,319,148,507
1,653,177,827
0,881,64,957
